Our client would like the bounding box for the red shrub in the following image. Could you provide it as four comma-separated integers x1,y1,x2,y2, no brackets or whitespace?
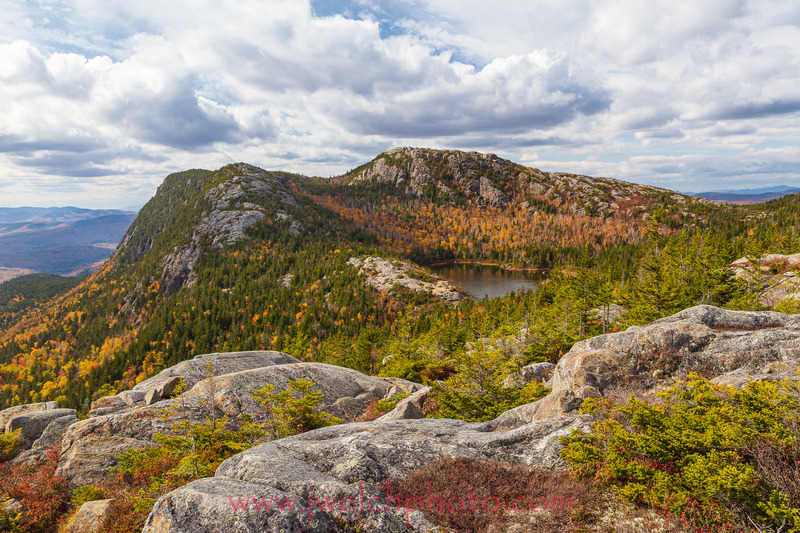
0,446,70,532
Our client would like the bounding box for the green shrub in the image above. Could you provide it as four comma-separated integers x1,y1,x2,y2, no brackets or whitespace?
776,297,800,314
376,393,408,413
428,342,550,422
252,378,342,438
560,374,800,531
0,428,21,462
71,484,105,507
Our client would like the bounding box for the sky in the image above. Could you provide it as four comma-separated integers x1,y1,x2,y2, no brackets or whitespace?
1,0,799,209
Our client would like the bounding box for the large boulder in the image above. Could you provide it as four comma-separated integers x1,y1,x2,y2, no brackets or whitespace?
57,361,420,487
494,305,800,426
0,401,57,429
66,499,115,533
142,414,591,532
6,408,76,446
378,387,430,421
9,412,80,467
89,351,301,415
32,413,78,449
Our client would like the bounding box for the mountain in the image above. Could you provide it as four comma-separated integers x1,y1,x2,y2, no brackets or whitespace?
302,147,724,264
2,149,800,533
0,207,137,281
0,273,84,328
687,185,800,203
0,148,781,412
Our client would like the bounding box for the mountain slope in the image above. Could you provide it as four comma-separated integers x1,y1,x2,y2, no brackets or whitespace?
0,148,778,412
0,163,408,410
298,147,727,265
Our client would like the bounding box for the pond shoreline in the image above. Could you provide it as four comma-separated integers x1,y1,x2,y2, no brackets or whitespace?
424,259,550,274
427,261,543,299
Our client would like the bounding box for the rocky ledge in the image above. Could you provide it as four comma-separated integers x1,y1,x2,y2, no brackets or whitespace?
56,356,421,487
142,305,800,531
143,414,590,532
495,305,800,426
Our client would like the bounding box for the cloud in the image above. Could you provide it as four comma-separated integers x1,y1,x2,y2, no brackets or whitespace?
704,100,800,121
1,0,800,208
335,53,611,137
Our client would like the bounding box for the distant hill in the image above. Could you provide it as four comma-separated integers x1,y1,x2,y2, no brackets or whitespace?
687,185,800,203
0,207,137,279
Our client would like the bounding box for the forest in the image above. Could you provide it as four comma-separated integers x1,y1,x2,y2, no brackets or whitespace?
0,150,797,416
1,150,800,532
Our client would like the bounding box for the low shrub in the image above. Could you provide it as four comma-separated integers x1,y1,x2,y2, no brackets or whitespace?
386,456,600,533
71,484,105,508
427,341,551,422
0,428,21,462
96,377,340,532
560,374,800,532
0,446,69,533
252,377,342,438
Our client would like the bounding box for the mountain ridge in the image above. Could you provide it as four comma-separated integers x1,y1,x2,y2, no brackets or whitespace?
0,147,787,413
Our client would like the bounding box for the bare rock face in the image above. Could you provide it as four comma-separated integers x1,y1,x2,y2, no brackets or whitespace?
0,401,57,429
520,362,556,384
57,358,421,487
132,351,301,397
478,177,508,207
350,148,513,208
7,410,78,467
89,351,301,417
160,165,284,296
494,305,800,426
142,414,591,533
31,413,78,449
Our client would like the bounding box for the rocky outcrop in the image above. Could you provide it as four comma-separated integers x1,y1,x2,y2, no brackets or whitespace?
132,351,300,398
57,358,421,487
730,253,800,307
349,148,514,208
347,256,466,303
32,413,77,448
494,305,800,426
142,414,591,533
160,164,290,295
4,407,75,446
346,147,709,221
378,386,430,421
520,362,556,385
0,401,57,430
90,351,300,416
0,404,78,466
